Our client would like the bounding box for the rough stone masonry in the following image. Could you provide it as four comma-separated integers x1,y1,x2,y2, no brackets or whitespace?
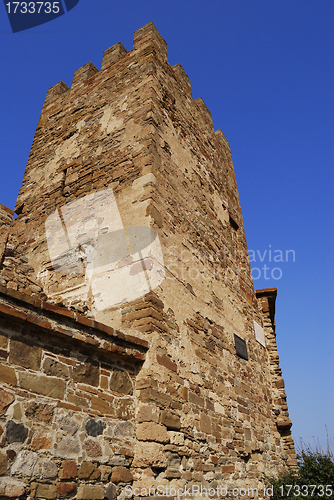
0,22,296,500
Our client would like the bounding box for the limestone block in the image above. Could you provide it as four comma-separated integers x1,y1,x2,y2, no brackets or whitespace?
0,452,8,474
78,461,96,480
19,372,65,399
168,431,184,445
59,460,77,479
160,410,181,430
41,460,58,479
73,361,99,387
136,404,160,424
34,483,57,499
55,435,81,458
0,364,17,386
114,421,134,438
136,422,169,443
43,358,70,379
115,398,135,420
132,442,167,468
214,402,225,415
99,465,112,482
9,339,42,370
77,485,105,500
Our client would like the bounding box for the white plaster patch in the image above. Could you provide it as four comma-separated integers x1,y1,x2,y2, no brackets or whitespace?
99,106,124,134
45,188,165,314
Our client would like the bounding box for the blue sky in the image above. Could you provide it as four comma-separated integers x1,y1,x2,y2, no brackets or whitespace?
1,1,333,451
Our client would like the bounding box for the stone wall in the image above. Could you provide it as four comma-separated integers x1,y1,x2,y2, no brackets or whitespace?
0,22,296,499
0,285,147,499
255,289,295,466
0,204,14,274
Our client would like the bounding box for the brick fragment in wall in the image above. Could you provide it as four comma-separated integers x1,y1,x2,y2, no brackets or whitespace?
57,482,77,497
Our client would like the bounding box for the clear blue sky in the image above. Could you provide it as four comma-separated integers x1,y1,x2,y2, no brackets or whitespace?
1,1,333,452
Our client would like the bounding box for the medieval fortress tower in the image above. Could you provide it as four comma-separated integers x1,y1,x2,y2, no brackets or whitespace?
0,23,296,500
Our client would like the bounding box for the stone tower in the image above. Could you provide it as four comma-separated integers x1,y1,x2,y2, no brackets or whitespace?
0,23,296,499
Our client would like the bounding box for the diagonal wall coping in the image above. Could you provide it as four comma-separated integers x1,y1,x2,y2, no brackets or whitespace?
0,284,149,361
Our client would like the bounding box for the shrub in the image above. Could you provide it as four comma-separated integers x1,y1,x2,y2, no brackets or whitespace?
265,441,334,499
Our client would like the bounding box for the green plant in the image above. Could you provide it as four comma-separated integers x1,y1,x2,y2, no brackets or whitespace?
265,440,334,499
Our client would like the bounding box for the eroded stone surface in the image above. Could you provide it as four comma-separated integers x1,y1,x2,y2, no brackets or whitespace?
58,415,79,436
84,439,102,458
132,442,167,468
55,436,81,458
11,451,38,476
41,460,58,479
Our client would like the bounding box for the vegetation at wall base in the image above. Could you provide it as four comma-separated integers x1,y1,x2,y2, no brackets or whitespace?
265,441,334,499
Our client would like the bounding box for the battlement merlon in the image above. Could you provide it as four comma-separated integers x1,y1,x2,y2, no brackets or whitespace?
41,23,230,144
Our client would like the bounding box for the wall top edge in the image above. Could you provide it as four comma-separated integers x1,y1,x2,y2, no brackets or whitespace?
0,284,149,352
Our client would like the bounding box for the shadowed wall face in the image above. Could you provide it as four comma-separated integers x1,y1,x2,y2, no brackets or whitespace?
0,204,14,272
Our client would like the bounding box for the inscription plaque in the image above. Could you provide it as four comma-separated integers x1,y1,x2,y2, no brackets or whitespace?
234,334,248,360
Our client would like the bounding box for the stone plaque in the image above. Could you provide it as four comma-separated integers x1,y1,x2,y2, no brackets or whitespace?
234,334,248,360
253,320,266,347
